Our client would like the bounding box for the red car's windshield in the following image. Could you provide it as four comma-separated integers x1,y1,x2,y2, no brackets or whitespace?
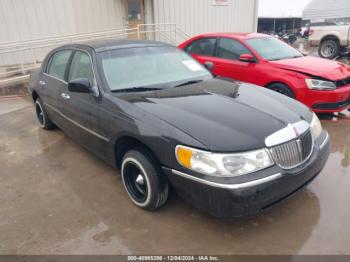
246,37,303,61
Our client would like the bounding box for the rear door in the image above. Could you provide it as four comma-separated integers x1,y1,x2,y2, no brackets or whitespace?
58,49,105,158
185,37,217,65
40,50,73,125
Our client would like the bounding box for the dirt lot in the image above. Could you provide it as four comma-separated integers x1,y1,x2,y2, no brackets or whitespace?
0,96,349,255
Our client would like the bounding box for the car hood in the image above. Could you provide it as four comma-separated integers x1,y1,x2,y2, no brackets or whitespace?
118,79,313,152
269,56,350,80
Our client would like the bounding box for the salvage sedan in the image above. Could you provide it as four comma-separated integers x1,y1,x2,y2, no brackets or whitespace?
179,33,350,113
29,40,330,218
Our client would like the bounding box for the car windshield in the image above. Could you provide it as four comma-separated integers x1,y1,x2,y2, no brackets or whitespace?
100,46,212,92
245,37,303,61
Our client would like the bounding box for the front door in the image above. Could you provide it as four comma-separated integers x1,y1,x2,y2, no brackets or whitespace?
211,38,258,82
125,0,145,39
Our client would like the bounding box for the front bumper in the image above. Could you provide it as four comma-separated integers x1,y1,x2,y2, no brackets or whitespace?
299,85,350,113
163,131,330,218
312,98,350,111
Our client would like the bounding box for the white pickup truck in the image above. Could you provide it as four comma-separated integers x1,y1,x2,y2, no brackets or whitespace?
309,23,350,59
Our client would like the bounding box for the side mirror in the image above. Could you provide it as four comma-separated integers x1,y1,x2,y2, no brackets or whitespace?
204,61,214,72
68,78,92,93
239,54,256,63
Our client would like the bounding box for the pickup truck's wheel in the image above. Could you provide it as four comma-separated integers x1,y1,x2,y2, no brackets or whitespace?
121,149,169,210
35,98,55,130
267,83,295,99
319,40,340,59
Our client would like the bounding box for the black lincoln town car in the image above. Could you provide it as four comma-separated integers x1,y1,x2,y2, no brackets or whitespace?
29,40,330,218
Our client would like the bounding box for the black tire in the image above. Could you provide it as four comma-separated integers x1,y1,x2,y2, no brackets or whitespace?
319,39,340,59
267,83,295,99
35,98,55,130
121,149,169,210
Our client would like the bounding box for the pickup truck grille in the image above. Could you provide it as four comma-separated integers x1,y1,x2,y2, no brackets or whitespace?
270,130,313,169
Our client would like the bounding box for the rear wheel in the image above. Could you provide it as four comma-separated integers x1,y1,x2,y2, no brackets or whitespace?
319,39,340,59
35,98,55,130
267,83,295,99
121,149,169,210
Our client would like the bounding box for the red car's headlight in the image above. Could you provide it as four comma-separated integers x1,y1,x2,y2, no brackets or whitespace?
305,79,336,90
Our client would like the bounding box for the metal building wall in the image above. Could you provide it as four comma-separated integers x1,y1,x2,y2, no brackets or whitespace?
152,0,258,37
0,0,125,44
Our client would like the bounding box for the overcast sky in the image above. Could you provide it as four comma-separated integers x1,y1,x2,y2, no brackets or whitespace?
259,0,313,17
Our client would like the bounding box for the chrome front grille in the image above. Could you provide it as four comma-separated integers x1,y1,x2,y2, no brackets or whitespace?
270,130,313,169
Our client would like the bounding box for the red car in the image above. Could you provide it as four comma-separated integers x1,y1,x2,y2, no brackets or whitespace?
179,33,350,113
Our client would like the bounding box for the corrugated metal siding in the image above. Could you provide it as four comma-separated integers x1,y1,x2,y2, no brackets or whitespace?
0,0,125,44
144,0,154,24
0,0,258,67
303,0,350,20
153,0,258,37
0,0,258,43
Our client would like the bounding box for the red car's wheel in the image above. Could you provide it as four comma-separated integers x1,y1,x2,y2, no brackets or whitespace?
267,83,295,99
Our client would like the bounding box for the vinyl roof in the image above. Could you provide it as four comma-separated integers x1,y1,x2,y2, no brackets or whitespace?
68,39,173,52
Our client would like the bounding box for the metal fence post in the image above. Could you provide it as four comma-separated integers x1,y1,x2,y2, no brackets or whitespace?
17,47,25,75
137,25,141,40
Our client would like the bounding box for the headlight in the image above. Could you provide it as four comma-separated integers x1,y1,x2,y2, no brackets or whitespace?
310,113,322,140
305,79,336,90
175,146,274,177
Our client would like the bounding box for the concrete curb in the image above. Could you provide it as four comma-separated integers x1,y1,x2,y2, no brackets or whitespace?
0,81,29,97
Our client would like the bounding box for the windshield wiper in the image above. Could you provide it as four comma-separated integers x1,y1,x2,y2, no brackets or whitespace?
174,80,203,88
269,58,283,61
111,87,162,93
270,55,303,61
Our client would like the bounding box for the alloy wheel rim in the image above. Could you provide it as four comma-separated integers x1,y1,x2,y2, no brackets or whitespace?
35,103,45,127
321,44,335,57
123,162,148,203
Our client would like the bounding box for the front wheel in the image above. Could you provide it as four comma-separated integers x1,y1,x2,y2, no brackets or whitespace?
121,149,169,210
319,40,340,59
267,83,295,99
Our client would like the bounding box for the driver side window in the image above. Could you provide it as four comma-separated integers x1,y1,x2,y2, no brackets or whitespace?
68,51,95,85
216,38,251,60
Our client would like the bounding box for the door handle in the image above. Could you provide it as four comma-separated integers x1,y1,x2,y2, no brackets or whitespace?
39,80,46,86
61,93,70,100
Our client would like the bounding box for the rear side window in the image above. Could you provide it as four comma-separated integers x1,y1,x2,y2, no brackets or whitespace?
216,38,251,60
185,38,216,56
68,51,95,85
47,50,72,80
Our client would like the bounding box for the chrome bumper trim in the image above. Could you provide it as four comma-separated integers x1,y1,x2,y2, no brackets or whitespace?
320,132,330,150
171,170,283,190
265,120,310,147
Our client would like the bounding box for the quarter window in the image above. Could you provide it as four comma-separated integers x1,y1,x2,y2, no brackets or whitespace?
185,38,216,56
216,38,251,60
68,51,95,85
47,50,72,80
